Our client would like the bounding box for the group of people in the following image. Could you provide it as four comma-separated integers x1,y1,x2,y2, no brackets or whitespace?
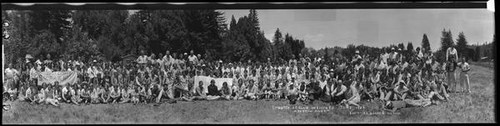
3,46,471,112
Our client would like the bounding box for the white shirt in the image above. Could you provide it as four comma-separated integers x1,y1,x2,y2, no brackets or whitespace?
87,67,95,79
459,62,470,72
137,55,148,64
29,68,38,79
417,51,424,59
188,55,197,63
5,68,16,79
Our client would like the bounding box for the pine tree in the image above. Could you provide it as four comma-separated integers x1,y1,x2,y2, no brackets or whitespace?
421,34,431,53
456,32,468,58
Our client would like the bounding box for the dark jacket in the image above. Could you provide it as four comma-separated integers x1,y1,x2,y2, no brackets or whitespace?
207,84,220,96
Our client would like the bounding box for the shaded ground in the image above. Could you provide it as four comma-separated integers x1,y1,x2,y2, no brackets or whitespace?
2,64,495,124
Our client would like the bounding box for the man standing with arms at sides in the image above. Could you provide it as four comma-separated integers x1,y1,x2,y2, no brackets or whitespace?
163,50,173,67
137,50,148,65
445,46,458,93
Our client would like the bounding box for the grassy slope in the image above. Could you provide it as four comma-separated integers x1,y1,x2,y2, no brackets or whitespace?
2,64,495,124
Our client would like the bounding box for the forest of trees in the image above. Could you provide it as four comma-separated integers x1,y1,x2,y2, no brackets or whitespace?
2,9,305,64
2,9,495,64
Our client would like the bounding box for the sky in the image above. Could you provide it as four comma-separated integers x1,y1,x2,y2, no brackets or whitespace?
220,9,495,51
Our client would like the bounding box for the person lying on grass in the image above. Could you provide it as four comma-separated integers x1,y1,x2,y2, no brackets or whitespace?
384,83,448,112
139,85,148,104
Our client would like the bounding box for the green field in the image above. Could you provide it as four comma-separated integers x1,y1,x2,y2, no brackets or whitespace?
2,64,495,124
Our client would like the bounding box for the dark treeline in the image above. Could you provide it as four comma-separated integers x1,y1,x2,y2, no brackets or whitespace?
2,9,306,64
2,10,494,65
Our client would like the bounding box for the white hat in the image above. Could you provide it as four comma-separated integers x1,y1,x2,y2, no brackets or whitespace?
355,50,360,54
93,60,97,62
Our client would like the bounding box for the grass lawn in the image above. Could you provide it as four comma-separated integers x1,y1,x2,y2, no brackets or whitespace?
2,64,495,124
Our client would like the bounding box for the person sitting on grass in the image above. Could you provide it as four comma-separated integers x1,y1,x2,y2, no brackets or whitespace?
139,85,148,104
384,83,448,112
25,85,36,104
244,79,259,100
90,85,100,104
35,83,47,104
192,81,207,100
101,85,110,103
219,82,231,100
297,81,308,103
45,85,60,107
109,85,120,103
81,85,92,105
180,80,196,102
287,84,299,104
17,83,27,102
61,84,71,103
230,80,240,100
131,87,140,104
393,81,409,100
262,81,273,100
307,79,323,104
71,84,82,105
206,80,221,100
271,80,281,101
118,85,131,103
341,78,362,108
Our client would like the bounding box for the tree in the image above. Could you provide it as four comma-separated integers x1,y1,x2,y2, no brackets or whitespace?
440,29,455,51
438,29,455,62
397,43,405,52
273,28,284,60
421,34,431,53
229,15,237,31
455,32,468,58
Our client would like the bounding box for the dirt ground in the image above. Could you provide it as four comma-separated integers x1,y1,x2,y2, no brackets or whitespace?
2,64,495,124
